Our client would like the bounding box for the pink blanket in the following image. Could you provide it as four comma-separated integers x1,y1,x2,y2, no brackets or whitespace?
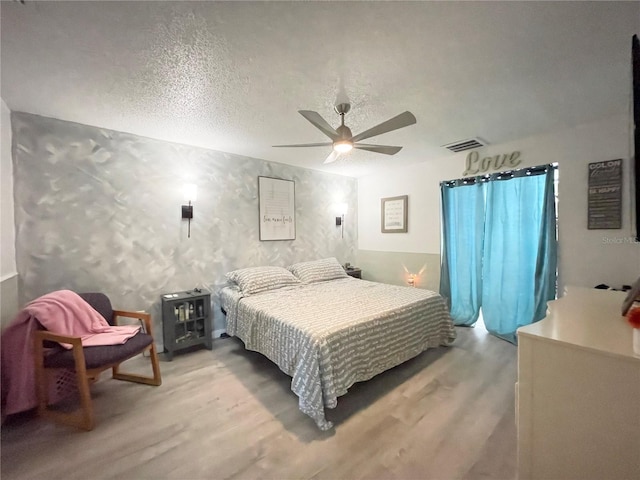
1,290,140,415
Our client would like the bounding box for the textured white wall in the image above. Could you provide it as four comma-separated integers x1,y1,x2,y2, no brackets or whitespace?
1,99,16,279
12,113,358,342
358,114,640,291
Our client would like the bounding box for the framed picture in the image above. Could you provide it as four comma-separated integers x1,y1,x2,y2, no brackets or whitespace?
381,195,408,233
258,176,296,241
587,159,622,230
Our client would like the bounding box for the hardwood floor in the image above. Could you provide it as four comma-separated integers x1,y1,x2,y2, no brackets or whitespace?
1,326,517,480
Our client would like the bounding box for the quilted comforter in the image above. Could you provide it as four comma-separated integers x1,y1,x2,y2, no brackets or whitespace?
220,277,456,430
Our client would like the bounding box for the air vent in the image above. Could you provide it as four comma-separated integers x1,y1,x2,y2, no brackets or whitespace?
442,137,488,153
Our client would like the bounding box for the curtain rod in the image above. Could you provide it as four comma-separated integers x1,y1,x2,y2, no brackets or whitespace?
440,163,557,188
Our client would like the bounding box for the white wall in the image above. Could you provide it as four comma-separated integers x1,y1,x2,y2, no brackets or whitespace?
359,159,446,255
1,98,19,327
358,114,640,291
1,99,16,279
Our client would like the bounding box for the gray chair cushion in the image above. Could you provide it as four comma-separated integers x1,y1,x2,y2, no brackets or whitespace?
43,331,153,369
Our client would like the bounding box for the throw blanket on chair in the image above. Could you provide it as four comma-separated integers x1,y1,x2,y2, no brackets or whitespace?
1,290,140,415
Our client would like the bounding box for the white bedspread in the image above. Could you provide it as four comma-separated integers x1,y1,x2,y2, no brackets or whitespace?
220,277,456,429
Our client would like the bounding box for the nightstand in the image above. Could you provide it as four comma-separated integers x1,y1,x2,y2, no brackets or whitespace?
345,267,362,279
161,290,212,361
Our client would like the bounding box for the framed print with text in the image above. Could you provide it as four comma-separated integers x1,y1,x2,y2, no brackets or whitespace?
587,159,622,230
381,195,408,233
258,176,296,241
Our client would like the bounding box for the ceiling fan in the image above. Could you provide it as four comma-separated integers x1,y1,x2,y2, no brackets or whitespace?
273,103,417,164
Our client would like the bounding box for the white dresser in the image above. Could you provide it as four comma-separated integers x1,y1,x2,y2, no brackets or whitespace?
516,286,640,480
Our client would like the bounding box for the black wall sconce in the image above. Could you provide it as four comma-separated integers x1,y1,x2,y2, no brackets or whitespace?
182,184,197,238
335,202,347,239
335,214,343,240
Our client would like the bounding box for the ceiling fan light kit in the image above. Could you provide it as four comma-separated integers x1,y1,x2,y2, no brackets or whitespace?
333,141,353,153
273,102,417,164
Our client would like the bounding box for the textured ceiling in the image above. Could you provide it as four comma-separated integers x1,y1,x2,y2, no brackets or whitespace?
1,1,639,177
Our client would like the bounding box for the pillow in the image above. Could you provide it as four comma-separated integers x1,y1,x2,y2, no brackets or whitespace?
288,257,349,284
225,266,301,295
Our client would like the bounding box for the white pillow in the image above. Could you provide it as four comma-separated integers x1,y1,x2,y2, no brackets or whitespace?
288,257,349,284
226,266,301,295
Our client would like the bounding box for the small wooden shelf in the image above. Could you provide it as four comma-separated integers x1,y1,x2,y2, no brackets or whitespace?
161,290,212,361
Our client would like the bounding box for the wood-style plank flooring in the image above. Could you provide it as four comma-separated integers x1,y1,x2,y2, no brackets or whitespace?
1,326,517,480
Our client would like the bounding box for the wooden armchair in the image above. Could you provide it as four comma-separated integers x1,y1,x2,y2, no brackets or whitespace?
33,293,161,430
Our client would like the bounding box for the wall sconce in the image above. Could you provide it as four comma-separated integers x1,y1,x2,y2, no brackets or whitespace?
335,202,348,238
407,274,417,287
182,183,197,238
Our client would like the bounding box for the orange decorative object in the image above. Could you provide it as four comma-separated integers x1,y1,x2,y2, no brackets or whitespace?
627,307,640,329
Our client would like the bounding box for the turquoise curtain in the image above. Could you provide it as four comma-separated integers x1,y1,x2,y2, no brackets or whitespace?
439,181,485,326
440,166,557,344
533,170,558,323
481,169,557,343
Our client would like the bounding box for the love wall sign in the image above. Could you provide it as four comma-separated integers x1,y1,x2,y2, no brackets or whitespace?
462,150,522,176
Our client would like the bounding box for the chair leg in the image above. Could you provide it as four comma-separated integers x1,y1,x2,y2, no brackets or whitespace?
112,344,162,386
74,354,95,430
35,343,95,431
33,334,49,418
148,341,162,386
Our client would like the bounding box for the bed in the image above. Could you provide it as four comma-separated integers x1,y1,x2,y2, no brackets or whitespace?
220,259,456,430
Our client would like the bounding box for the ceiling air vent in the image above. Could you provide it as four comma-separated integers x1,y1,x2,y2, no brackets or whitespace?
442,137,487,153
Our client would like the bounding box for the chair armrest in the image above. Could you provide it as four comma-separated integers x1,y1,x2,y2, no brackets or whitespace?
33,330,86,377
112,310,153,336
34,330,82,348
33,330,87,386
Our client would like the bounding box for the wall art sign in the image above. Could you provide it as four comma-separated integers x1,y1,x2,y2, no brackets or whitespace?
463,150,522,176
588,159,622,230
381,195,408,233
258,176,296,241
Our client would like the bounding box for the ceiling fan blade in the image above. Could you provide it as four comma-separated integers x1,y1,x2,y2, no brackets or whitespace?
298,110,339,140
273,142,333,148
323,150,340,164
354,144,403,155
351,111,417,142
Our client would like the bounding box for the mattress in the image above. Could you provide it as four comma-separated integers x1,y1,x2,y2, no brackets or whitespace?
220,277,456,430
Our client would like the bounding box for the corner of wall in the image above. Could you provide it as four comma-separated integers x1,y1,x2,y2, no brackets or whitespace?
1,274,19,329
1,99,19,327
